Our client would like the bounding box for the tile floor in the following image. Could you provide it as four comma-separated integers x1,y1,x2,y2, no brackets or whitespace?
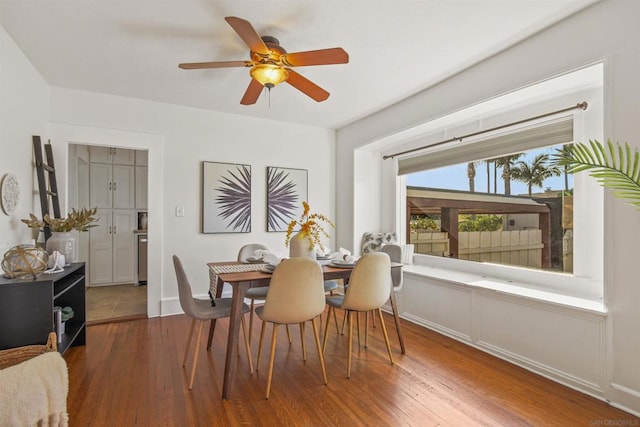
86,284,147,324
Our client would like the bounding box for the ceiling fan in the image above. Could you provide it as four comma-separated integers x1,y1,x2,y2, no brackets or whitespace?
178,16,349,105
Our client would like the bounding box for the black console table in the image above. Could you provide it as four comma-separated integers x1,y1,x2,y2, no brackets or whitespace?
0,262,86,354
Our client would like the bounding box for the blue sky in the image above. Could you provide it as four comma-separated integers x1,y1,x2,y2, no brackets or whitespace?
406,145,571,195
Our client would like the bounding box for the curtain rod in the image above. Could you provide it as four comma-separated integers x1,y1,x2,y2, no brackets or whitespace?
382,101,588,160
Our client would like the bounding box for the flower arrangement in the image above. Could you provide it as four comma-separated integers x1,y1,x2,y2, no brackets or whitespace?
22,207,99,232
285,201,334,251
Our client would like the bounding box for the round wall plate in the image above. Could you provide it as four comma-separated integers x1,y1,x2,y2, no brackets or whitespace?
1,173,20,215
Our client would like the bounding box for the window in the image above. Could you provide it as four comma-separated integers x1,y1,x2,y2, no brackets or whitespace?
384,63,604,300
406,142,573,273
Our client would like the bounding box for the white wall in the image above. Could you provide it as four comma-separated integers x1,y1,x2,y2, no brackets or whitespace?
336,0,640,415
47,87,336,317
0,25,49,252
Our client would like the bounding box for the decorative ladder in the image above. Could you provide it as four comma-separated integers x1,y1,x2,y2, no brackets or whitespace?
32,135,61,241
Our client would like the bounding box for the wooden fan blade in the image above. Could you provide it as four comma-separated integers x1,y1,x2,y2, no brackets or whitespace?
225,16,269,55
285,69,330,102
240,79,264,105
179,61,251,69
281,48,349,67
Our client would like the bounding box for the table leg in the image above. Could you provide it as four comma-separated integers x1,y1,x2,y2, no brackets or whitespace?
208,277,226,349
222,281,250,400
389,290,406,354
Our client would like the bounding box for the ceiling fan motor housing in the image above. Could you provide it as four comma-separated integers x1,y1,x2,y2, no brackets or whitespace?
251,36,287,64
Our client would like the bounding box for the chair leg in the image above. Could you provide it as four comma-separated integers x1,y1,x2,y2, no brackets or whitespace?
183,318,195,367
248,300,255,343
285,324,292,344
377,308,394,365
364,311,369,349
371,310,377,327
322,306,334,353
257,320,267,371
340,311,347,335
347,311,353,379
207,319,217,349
356,312,361,348
188,320,204,390
333,304,340,334
311,316,328,385
300,322,307,361
265,323,278,399
241,315,254,373
389,291,406,354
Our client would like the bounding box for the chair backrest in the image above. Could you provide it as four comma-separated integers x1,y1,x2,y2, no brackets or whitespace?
237,243,268,262
380,244,403,291
342,252,391,311
261,257,325,324
172,255,198,318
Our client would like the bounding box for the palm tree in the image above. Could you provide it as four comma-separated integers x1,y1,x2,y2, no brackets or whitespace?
495,153,523,195
485,160,491,193
557,144,572,191
510,154,561,196
467,162,476,192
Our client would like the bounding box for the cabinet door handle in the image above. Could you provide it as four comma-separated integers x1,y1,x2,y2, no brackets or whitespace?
113,226,117,234
113,182,117,191
109,225,112,234
108,182,112,190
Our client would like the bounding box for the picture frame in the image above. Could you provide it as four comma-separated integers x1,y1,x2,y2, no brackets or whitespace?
202,161,251,233
266,166,308,232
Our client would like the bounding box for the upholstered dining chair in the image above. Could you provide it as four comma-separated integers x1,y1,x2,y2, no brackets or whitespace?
255,257,328,399
322,252,394,378
237,243,274,343
206,243,270,345
173,255,253,390
380,244,406,354
242,241,339,344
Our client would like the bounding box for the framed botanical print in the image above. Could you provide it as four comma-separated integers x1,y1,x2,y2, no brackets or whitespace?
202,161,251,233
266,166,308,232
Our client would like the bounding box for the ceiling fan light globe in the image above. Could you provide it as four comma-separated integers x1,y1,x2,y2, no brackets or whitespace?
250,64,289,87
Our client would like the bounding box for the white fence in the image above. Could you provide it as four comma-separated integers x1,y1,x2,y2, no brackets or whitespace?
410,229,543,269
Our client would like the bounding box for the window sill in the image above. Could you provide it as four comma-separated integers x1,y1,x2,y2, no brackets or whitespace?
402,263,606,315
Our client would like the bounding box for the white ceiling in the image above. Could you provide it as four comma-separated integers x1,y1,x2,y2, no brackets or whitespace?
0,0,597,130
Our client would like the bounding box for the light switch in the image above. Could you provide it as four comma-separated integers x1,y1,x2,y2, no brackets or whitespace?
175,206,185,217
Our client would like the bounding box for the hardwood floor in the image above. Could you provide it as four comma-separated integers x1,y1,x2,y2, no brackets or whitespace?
64,312,638,426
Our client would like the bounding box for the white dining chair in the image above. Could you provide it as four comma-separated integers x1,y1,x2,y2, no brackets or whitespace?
322,252,394,378
173,255,253,389
255,257,328,399
380,244,406,354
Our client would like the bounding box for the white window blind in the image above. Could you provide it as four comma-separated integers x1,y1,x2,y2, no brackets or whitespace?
397,117,573,176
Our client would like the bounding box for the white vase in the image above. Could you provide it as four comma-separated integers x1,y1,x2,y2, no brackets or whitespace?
289,232,316,259
46,231,76,266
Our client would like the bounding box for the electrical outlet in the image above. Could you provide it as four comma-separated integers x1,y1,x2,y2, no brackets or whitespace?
175,206,185,217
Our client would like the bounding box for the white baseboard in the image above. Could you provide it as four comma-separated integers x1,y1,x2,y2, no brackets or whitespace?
609,383,640,417
400,311,607,402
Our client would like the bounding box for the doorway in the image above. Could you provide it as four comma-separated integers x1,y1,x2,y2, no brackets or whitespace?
70,143,149,324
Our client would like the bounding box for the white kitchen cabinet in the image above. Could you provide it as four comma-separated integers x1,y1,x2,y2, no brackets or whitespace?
89,210,136,285
135,166,148,210
90,163,135,209
135,150,148,166
90,146,135,165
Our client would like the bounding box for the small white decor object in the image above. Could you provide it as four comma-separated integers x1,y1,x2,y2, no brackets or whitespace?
45,232,75,266
0,173,19,215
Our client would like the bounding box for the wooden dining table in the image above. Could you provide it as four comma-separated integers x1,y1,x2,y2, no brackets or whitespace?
206,260,402,400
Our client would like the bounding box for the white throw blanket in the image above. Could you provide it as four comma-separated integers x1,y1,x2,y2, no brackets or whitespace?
0,351,69,426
